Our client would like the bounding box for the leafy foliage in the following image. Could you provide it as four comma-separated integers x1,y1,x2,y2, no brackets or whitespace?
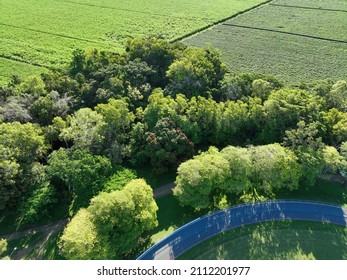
174,144,301,210
60,108,105,152
174,147,230,210
47,148,112,214
0,122,48,209
102,166,137,193
0,239,9,260
17,183,57,225
166,47,227,98
143,118,194,174
59,179,158,259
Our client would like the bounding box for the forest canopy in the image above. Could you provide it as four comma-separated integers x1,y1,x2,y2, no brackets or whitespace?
1,38,346,259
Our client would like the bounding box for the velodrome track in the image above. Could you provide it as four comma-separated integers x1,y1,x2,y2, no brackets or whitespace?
137,200,347,260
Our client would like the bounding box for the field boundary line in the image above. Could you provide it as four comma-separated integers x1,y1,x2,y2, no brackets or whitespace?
58,0,204,21
172,0,274,43
222,23,347,44
269,3,347,13
0,23,111,46
0,54,54,71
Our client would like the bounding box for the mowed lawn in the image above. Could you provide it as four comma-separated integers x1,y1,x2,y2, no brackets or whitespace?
185,0,347,84
178,221,347,260
0,0,265,85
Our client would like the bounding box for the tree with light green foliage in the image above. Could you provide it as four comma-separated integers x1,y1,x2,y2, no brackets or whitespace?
60,108,105,152
262,88,324,143
174,147,231,210
251,79,272,101
20,76,46,97
143,88,178,129
58,209,104,260
0,239,9,260
0,122,48,209
174,144,301,209
95,99,134,136
322,146,345,174
323,108,347,145
248,144,301,195
326,80,347,112
59,179,158,259
95,98,135,163
283,121,325,186
102,166,137,193
93,179,158,258
220,146,253,194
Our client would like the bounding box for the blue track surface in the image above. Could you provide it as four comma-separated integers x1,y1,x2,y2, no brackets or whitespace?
137,200,347,260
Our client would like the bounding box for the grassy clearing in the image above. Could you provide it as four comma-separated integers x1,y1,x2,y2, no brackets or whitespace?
151,194,202,244
0,0,265,81
133,166,176,190
276,177,347,206
185,0,347,84
178,220,347,260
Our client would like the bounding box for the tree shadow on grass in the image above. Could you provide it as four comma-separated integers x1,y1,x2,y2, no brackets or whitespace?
150,194,204,243
179,220,347,260
275,177,347,206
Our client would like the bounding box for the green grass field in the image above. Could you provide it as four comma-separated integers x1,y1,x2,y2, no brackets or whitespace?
274,0,347,10
178,220,347,260
151,194,202,244
184,0,347,84
225,4,347,41
152,178,347,260
0,0,265,85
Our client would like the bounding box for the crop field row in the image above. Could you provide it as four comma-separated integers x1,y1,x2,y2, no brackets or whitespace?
0,57,46,86
185,0,347,84
273,0,347,11
0,0,266,85
225,5,347,42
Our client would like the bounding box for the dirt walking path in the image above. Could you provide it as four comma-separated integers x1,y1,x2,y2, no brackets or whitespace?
1,182,175,259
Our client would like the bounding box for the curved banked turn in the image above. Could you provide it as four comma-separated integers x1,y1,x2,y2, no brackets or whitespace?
137,200,347,260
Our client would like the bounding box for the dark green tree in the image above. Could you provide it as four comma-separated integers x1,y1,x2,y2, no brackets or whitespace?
47,148,112,213
144,118,194,173
126,37,185,87
166,47,227,98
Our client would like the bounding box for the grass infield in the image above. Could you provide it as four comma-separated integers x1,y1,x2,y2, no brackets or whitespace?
177,220,347,260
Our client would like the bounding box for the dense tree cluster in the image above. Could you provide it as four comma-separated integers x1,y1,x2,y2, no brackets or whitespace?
174,141,346,210
173,144,302,210
1,38,347,258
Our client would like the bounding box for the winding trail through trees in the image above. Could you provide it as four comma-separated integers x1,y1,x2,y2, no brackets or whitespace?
153,182,175,198
0,182,175,259
0,219,68,242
